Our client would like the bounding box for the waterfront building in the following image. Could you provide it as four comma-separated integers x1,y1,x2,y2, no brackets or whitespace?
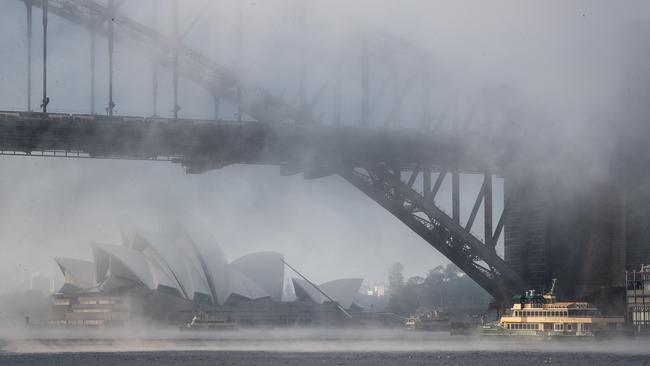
626,265,650,332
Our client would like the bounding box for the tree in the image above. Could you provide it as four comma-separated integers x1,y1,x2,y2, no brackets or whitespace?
386,262,491,317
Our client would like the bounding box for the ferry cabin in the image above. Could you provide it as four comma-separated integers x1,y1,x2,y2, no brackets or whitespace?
500,300,624,335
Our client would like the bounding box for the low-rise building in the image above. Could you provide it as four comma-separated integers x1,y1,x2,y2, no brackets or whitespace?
626,265,650,332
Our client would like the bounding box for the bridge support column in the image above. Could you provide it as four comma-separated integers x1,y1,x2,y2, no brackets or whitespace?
423,166,432,202
484,171,493,249
236,4,243,122
172,0,180,120
26,1,32,111
107,0,115,116
40,0,49,113
151,0,158,117
452,169,460,223
90,28,95,114
360,36,369,126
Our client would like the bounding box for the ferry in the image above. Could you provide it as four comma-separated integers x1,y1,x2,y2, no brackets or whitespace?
406,309,450,331
181,312,238,331
480,281,624,338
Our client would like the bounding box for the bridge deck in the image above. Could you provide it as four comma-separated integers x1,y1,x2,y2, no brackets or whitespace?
0,111,496,174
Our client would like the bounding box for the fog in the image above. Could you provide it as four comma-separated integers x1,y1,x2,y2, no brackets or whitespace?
0,0,649,301
2,327,650,355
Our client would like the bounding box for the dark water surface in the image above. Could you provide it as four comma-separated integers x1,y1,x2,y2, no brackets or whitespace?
1,328,649,365
1,351,649,366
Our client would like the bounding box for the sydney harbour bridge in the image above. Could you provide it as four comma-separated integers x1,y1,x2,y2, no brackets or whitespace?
1,0,648,310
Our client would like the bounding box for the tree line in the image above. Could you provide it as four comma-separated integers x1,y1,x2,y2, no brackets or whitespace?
387,262,491,316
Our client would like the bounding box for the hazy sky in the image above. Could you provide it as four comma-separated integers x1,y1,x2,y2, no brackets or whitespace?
0,0,649,294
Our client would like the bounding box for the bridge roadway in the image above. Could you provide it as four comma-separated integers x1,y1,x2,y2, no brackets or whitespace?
0,110,501,175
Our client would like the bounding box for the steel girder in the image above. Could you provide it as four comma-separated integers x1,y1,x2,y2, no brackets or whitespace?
21,0,298,123
340,165,525,305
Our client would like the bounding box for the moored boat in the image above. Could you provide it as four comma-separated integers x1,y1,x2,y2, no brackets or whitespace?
181,312,238,331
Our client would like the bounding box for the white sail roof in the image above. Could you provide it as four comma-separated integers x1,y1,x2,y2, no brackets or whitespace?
230,252,285,302
138,228,212,302
132,232,188,299
292,278,323,304
92,243,156,290
185,225,230,305
227,268,270,302
319,278,363,309
292,278,363,309
54,258,95,289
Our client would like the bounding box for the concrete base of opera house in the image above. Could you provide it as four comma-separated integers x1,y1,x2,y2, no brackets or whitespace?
49,291,402,328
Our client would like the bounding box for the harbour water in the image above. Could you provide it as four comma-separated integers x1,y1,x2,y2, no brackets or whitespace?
0,328,648,365
2,351,649,366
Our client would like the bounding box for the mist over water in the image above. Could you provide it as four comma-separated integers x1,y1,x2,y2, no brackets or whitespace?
1,327,649,355
1,328,650,366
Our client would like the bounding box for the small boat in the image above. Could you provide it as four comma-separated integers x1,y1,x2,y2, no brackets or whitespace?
181,312,238,331
406,309,450,331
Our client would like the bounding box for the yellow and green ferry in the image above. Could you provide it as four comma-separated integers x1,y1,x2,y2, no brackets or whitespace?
480,284,624,338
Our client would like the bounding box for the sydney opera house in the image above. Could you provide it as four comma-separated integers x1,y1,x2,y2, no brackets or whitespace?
49,227,369,327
